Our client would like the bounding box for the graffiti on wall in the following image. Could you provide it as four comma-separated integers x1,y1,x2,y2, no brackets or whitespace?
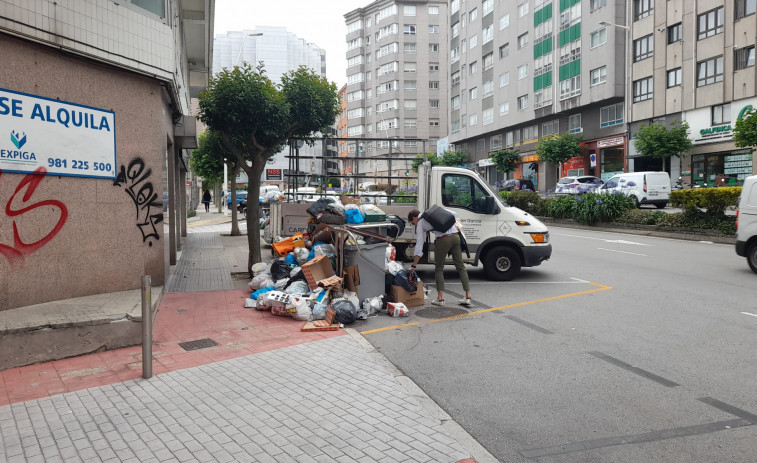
0,167,69,267
113,158,163,246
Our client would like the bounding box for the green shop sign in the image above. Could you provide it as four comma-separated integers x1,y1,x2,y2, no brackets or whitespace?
700,125,731,135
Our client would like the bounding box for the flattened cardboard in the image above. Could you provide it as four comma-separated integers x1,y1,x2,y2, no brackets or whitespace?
342,264,360,293
301,255,335,290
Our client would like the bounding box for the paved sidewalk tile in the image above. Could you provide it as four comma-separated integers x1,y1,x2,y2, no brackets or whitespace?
1,336,473,463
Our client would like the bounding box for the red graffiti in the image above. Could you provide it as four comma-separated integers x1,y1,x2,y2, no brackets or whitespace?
0,167,68,266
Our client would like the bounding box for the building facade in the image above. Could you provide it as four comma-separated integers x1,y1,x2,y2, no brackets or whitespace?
447,0,629,191
0,0,213,311
628,0,756,186
344,0,450,183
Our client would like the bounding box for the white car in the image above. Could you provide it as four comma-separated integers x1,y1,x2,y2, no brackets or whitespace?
598,171,671,208
736,174,757,273
555,176,604,195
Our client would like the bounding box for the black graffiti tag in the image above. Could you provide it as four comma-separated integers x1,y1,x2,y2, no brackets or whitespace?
113,158,163,246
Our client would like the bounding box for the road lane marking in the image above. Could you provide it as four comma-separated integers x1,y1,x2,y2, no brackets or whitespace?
588,351,680,387
596,247,647,256
554,232,652,246
741,312,757,318
360,281,613,335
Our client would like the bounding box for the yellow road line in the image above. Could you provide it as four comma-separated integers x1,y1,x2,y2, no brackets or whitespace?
360,281,612,335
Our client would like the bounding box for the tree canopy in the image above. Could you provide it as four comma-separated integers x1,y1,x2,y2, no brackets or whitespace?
197,63,341,271
411,150,468,172
490,149,521,173
536,133,582,164
633,120,693,159
189,129,229,185
734,106,757,148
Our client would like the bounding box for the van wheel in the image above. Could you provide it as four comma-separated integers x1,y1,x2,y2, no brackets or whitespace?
747,242,757,274
655,202,667,209
483,246,521,281
631,196,640,208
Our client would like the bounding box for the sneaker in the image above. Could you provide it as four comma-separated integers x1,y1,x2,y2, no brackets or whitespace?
431,299,445,306
458,297,472,306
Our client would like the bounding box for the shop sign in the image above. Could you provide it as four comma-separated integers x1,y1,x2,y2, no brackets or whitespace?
522,154,539,162
479,158,495,167
685,98,757,144
597,137,624,148
266,168,282,180
0,87,116,179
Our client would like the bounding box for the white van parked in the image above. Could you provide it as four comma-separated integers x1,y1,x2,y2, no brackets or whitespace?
735,174,757,273
599,171,671,208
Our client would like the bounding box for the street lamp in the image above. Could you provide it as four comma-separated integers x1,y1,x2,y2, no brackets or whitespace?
235,32,263,66
599,19,632,174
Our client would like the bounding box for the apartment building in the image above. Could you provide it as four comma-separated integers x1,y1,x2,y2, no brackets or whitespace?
448,0,629,191
344,0,449,182
628,0,756,186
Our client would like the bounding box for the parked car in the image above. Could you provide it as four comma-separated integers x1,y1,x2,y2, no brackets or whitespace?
735,174,757,273
226,190,248,205
555,176,604,195
598,171,671,208
500,178,535,191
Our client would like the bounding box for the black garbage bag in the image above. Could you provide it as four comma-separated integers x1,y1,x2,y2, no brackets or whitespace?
332,300,357,325
306,197,335,218
386,214,406,238
270,260,291,282
393,269,419,292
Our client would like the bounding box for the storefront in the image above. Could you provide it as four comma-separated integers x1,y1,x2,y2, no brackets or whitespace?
578,136,626,180
562,156,586,177
683,98,757,186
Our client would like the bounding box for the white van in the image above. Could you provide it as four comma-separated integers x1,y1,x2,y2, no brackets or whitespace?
599,171,671,208
735,175,757,273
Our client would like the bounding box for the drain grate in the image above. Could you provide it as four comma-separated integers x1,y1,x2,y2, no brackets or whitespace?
178,338,218,351
415,307,469,319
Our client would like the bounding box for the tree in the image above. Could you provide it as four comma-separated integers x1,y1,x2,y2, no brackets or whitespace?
411,150,468,172
734,106,757,148
633,120,693,160
536,133,583,164
198,63,340,272
190,130,228,212
490,149,521,174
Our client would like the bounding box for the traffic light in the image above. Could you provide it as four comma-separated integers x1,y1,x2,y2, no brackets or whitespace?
404,171,409,176
317,176,322,182
359,143,364,153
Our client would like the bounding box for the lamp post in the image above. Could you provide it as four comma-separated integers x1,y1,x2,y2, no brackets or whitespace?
599,19,632,174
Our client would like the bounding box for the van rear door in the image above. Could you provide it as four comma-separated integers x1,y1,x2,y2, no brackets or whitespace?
644,172,671,200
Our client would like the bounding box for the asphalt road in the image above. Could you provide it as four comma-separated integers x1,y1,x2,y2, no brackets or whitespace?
357,226,757,462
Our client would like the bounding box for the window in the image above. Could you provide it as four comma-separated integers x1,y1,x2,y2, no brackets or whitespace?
403,62,416,73
499,13,510,29
404,24,416,35
451,0,460,13
518,64,529,79
634,0,653,20
452,22,460,38
469,114,478,126
451,71,461,86
518,95,529,110
483,53,494,70
499,72,510,87
483,25,494,44
633,77,653,102
591,0,607,11
569,114,582,133
600,103,624,127
347,38,362,50
404,99,416,110
667,68,682,87
347,108,364,119
347,55,363,68
377,99,399,112
712,103,731,125
429,81,440,89
377,23,398,40
377,42,399,58
378,61,398,76
499,43,510,59
491,134,503,150
425,63,438,72
427,100,439,109
534,87,553,109
404,118,417,128
347,90,363,102
697,56,724,86
633,35,654,62
376,80,398,94
404,81,417,91
499,102,510,115
735,46,756,70
470,34,478,49
404,5,416,15
483,80,494,97
451,95,460,109
560,40,581,65
347,72,364,84
518,33,529,49
523,125,537,140
470,8,478,21
736,0,756,18
698,7,724,40
560,76,581,99
404,43,416,53
590,28,607,48
451,47,460,63
483,0,493,15
590,66,607,85
469,61,478,75
505,131,514,147
668,23,682,43
348,125,364,136
429,5,439,14
519,2,529,17
376,4,398,21
347,20,363,33
429,43,439,52
425,118,438,127
429,25,439,33
441,174,493,212
483,108,494,125
377,118,398,130
470,87,478,100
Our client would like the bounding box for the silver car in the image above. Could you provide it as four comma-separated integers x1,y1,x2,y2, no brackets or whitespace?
555,176,604,195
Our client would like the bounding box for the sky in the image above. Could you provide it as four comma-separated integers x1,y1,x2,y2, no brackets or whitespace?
213,0,370,86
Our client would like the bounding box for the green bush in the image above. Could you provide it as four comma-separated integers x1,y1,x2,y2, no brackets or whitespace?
669,187,741,216
545,196,578,219
393,191,417,203
187,210,197,218
499,191,542,214
615,209,667,225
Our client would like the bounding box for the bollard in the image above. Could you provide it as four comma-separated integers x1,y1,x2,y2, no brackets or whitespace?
141,275,153,379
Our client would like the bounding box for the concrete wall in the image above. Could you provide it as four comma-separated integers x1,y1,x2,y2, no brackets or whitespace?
0,34,171,311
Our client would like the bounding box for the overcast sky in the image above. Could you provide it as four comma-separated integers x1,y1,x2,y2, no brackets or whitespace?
213,0,370,86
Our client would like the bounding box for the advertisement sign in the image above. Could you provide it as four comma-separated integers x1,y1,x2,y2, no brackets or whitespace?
685,97,757,144
266,168,282,180
597,136,624,148
0,88,116,178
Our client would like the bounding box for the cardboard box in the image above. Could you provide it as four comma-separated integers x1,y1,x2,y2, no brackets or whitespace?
301,255,335,290
390,281,425,308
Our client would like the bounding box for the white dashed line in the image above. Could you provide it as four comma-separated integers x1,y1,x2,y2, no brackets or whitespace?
596,247,647,257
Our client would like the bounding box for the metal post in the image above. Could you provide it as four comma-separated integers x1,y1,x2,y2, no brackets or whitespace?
141,275,153,379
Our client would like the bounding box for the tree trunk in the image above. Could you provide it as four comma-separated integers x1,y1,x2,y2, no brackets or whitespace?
214,183,222,213
230,165,241,236
244,156,267,273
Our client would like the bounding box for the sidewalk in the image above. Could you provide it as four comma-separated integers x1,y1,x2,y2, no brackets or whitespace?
0,209,495,463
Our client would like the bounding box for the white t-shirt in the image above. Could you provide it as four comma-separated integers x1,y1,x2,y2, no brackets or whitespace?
413,209,458,257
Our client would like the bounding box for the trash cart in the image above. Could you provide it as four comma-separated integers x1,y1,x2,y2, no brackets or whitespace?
343,241,387,301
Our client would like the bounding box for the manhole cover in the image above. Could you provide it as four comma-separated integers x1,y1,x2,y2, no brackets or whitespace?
178,338,218,351
415,307,469,319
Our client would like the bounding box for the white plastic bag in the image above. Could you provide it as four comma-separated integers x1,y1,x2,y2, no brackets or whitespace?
294,247,310,265
249,273,270,290
251,262,269,275
274,278,289,291
385,245,396,261
290,297,312,321
359,295,383,319
385,260,404,275
359,204,381,214
341,290,360,312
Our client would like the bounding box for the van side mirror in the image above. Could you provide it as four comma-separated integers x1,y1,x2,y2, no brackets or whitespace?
484,196,496,214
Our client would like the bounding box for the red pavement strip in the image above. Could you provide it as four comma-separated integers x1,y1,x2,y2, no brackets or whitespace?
0,289,345,406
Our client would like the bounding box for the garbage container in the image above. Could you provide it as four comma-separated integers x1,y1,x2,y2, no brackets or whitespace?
343,242,387,301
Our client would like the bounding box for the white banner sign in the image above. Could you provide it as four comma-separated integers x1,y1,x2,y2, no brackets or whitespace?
0,88,116,179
